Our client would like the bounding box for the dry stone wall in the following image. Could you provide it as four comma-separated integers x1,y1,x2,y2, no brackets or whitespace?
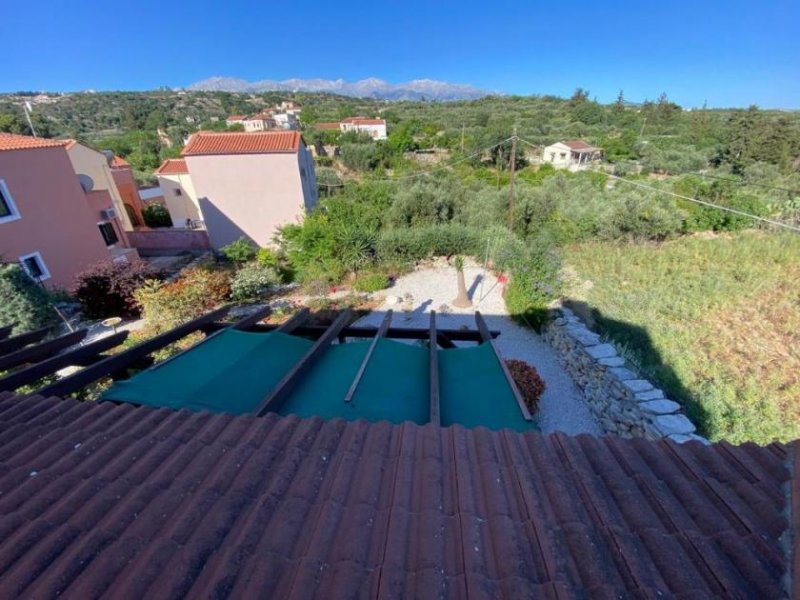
541,307,708,444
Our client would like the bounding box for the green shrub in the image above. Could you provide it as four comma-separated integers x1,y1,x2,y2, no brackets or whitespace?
221,237,257,264
141,203,173,228
353,272,390,293
230,262,280,301
0,263,57,334
256,247,293,282
73,259,159,319
498,234,562,331
377,224,483,263
134,267,231,333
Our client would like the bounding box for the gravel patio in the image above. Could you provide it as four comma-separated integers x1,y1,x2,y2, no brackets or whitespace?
354,260,602,436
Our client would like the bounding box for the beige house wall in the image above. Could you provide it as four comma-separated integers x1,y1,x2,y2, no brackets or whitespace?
157,172,203,227
66,143,134,231
185,149,317,249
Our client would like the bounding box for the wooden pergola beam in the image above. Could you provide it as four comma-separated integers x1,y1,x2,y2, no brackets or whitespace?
429,311,440,426
0,326,51,357
344,310,392,403
37,306,230,398
0,331,128,393
0,324,14,341
475,311,532,422
276,307,310,333
232,305,273,331
201,322,500,342
0,329,88,372
256,310,353,417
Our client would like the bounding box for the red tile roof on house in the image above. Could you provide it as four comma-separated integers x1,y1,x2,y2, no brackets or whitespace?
110,155,130,168
314,121,342,130
155,158,189,175
226,115,246,121
0,392,792,598
341,117,385,126
0,133,69,152
563,140,598,151
182,131,302,156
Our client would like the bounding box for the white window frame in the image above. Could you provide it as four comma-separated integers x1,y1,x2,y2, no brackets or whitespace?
97,220,119,248
19,251,51,282
0,178,21,224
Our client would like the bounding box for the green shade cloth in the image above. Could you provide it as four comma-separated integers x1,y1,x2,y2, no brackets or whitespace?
102,330,313,415
439,343,536,432
102,329,536,431
280,339,430,425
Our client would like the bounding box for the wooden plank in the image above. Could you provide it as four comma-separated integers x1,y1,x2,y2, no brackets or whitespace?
37,306,230,398
429,311,440,426
344,311,392,403
0,326,51,357
256,310,352,417
475,311,532,421
0,332,128,392
436,332,456,349
232,305,273,331
201,322,500,342
0,329,88,372
0,324,14,341
276,307,310,333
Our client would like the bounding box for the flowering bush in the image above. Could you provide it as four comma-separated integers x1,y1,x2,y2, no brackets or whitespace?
230,261,280,301
505,359,546,413
73,259,159,319
134,267,231,333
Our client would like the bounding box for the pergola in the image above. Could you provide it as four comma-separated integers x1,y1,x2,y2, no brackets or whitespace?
0,307,534,430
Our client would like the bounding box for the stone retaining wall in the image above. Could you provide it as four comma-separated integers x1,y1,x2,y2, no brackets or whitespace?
541,307,708,444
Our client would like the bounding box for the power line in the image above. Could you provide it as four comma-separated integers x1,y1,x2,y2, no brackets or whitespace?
603,172,800,233
694,171,800,196
514,135,800,234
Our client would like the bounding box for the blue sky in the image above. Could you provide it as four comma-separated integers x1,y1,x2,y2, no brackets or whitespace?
2,0,798,107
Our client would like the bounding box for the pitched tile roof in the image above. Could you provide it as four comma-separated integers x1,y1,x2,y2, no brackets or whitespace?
0,133,69,152
0,392,791,598
155,158,189,175
226,115,246,121
314,121,342,130
110,155,129,168
341,117,385,126
563,140,598,151
182,131,301,156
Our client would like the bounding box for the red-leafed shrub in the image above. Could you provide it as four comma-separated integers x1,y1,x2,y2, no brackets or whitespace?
505,359,546,413
73,259,160,319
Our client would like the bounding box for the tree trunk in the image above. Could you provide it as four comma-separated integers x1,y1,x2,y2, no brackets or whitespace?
452,269,472,308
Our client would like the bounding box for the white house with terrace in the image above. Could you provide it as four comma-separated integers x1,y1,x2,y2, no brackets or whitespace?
339,117,387,140
542,140,601,171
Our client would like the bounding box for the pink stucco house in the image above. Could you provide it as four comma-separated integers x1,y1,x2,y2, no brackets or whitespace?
0,133,130,288
180,131,318,249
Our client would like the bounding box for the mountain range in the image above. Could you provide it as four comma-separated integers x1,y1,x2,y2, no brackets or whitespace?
185,77,496,101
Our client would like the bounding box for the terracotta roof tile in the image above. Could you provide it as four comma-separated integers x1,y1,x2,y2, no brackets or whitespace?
314,122,342,130
155,158,189,175
182,131,301,156
110,155,129,168
341,117,385,126
0,393,792,598
563,139,597,150
0,133,69,152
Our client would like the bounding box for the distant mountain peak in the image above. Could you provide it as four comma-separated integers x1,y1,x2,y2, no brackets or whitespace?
185,76,496,101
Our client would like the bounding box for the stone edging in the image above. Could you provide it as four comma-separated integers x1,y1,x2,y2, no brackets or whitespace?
540,307,709,444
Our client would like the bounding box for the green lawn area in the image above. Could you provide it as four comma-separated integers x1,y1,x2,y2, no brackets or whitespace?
563,231,800,444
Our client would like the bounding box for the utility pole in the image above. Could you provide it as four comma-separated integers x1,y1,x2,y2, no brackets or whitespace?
507,127,517,230
460,124,465,152
638,116,647,142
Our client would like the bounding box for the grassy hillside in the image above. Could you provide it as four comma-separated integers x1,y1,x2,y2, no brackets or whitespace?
563,231,800,444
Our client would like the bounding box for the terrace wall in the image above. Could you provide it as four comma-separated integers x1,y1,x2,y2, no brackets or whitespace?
541,307,708,443
126,229,210,254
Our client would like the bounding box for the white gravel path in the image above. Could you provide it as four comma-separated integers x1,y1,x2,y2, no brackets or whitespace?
354,261,602,436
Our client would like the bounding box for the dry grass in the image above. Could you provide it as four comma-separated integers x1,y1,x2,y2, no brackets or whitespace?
564,230,800,444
